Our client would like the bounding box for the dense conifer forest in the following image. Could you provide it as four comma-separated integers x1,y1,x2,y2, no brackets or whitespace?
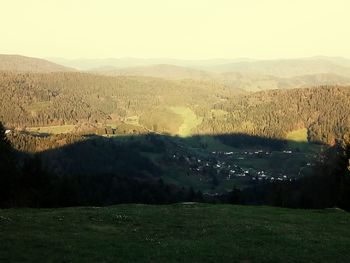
198,86,350,144
1,71,350,145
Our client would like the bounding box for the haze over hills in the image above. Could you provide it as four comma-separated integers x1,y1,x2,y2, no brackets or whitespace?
207,57,350,77
2,54,350,92
44,56,350,92
49,57,249,71
0,54,75,73
90,64,212,80
48,56,350,77
217,72,350,92
88,64,350,92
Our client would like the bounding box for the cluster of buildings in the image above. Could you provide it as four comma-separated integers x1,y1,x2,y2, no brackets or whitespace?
172,152,277,182
171,148,300,183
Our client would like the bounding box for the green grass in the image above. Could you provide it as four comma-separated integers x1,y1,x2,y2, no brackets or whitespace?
169,107,203,137
162,166,211,191
286,128,308,142
1,204,349,263
140,107,184,134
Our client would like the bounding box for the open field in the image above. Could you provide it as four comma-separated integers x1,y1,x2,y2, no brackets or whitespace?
286,128,308,142
169,107,203,137
1,204,349,263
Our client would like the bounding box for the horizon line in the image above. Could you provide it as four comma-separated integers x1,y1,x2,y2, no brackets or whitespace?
2,53,350,62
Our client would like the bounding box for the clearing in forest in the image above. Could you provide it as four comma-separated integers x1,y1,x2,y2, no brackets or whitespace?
286,128,308,142
169,107,202,137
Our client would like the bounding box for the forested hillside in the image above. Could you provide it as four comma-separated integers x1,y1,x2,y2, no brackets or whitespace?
0,59,349,211
198,86,350,144
217,72,350,92
0,55,74,73
0,71,235,128
93,66,350,92
1,70,350,145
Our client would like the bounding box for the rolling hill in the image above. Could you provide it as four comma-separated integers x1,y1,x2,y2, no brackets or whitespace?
48,56,350,79
48,57,251,71
91,64,212,80
197,86,350,144
218,72,350,92
208,57,350,78
90,64,350,92
44,56,350,92
0,71,237,132
0,54,75,73
1,69,350,145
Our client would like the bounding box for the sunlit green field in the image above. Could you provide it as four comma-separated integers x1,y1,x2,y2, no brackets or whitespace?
169,107,203,137
286,128,308,142
1,204,349,263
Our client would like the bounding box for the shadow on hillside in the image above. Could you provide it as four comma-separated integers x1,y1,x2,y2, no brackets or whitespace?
7,131,344,209
15,132,324,177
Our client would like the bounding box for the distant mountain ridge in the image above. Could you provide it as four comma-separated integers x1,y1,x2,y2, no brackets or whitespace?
207,57,350,77
48,56,350,78
48,57,255,71
217,72,350,92
90,64,350,92
90,64,212,80
2,54,350,92
0,54,75,73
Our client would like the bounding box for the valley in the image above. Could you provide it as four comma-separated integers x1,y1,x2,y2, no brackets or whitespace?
0,54,349,207
2,1,350,262
7,130,322,195
2,56,348,197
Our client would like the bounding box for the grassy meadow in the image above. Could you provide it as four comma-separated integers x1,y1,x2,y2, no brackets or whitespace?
169,107,203,137
1,204,349,263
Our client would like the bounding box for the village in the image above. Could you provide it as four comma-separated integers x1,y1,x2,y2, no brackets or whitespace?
170,148,315,186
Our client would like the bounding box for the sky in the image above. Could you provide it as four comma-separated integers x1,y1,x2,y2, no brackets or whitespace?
0,0,349,60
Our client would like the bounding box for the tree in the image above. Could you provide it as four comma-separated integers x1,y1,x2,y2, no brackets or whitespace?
0,122,17,207
311,142,350,210
229,186,243,204
19,156,53,207
336,143,350,211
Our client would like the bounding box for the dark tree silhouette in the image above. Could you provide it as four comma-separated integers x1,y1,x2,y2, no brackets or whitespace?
0,122,18,207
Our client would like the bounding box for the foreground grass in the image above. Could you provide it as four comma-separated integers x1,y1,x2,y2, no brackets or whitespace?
0,204,349,262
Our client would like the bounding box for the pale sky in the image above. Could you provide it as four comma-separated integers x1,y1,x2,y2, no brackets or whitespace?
0,0,349,59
